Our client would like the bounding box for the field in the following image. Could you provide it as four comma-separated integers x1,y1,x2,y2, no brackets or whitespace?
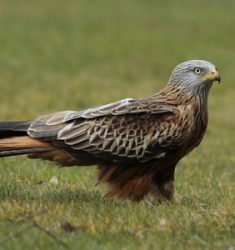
0,0,234,249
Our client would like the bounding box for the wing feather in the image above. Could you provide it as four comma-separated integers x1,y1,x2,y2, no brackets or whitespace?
28,95,184,163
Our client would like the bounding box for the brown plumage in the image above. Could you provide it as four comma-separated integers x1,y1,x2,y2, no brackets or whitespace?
0,60,221,202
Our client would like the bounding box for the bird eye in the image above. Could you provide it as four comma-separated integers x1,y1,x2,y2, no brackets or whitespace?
194,67,201,75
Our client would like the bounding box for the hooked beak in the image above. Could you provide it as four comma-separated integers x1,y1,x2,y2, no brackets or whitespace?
205,68,221,84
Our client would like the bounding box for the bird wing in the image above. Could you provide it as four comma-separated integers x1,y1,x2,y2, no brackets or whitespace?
34,97,178,125
28,97,183,163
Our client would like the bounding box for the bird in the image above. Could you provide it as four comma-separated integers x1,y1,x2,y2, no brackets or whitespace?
0,60,220,202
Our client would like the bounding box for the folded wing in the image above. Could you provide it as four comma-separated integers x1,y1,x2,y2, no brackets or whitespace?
28,97,183,164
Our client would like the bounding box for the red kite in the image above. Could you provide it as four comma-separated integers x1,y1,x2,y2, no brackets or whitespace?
0,60,220,202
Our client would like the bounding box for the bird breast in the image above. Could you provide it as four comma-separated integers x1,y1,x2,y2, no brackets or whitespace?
178,97,208,153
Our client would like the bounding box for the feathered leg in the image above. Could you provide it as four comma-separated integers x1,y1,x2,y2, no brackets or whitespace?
97,163,156,202
148,164,176,202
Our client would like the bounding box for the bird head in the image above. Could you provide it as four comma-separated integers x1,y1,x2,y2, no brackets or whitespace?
168,60,221,95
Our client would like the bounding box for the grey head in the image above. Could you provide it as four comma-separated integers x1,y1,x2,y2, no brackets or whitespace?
168,60,221,95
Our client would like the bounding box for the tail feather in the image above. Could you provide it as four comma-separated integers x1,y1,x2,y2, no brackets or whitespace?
0,121,55,158
0,136,55,158
0,148,54,158
0,121,31,138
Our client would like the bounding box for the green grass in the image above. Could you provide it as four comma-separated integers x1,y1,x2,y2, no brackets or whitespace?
0,0,234,249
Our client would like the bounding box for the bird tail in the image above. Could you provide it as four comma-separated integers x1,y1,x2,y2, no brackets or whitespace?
0,121,54,158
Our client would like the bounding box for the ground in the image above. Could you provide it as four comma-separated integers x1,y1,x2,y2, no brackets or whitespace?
0,0,234,249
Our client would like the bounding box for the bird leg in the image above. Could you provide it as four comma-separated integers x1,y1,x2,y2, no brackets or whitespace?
147,166,176,203
97,163,154,202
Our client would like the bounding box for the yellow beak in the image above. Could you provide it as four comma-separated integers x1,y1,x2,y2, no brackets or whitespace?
205,69,221,83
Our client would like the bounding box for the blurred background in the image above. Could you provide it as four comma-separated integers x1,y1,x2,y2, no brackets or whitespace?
0,0,234,121
0,1,234,249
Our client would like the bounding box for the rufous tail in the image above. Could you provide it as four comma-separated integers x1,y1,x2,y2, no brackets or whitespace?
0,121,54,157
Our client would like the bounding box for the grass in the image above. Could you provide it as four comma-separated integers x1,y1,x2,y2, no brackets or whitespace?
0,0,234,249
